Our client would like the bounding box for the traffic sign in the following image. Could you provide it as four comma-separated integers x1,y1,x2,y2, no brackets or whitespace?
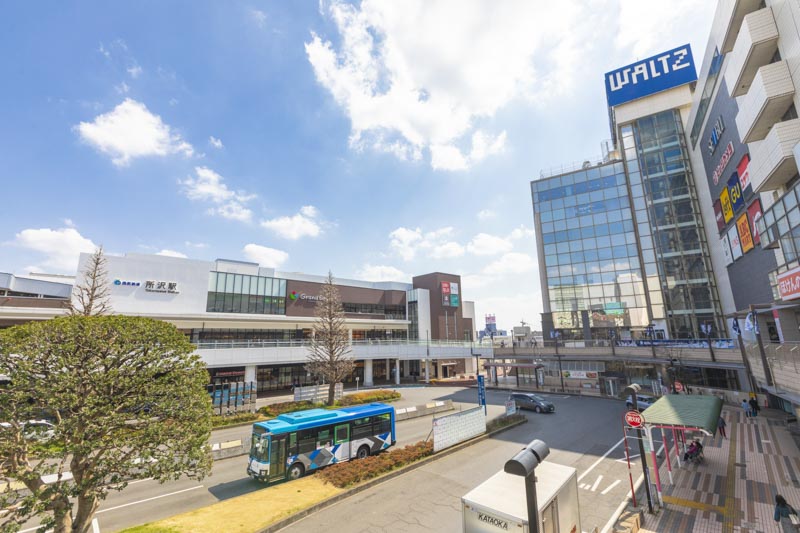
625,410,645,428
674,381,684,392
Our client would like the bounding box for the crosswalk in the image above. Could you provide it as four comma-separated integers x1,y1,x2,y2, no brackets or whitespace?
579,474,623,496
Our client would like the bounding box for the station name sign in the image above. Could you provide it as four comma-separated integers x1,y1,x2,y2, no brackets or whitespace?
605,44,697,107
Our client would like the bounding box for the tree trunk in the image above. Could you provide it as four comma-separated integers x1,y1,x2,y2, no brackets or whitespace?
328,381,336,406
72,492,100,533
51,496,73,533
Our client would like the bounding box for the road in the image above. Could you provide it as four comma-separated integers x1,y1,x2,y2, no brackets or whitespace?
17,387,641,532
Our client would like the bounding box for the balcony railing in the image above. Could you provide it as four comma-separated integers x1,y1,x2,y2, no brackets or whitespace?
724,6,779,97
736,60,795,143
749,118,800,193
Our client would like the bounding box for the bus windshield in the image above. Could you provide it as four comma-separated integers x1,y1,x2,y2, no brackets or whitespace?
251,433,269,463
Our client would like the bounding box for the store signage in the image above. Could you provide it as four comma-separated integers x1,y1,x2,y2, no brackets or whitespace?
707,116,725,155
289,290,324,302
737,154,751,191
778,265,800,301
737,213,754,253
720,187,733,223
605,44,696,107
113,279,141,287
727,224,742,260
728,173,744,213
145,280,179,294
747,199,763,244
562,370,598,379
721,234,733,266
440,281,460,307
712,142,735,185
713,200,725,232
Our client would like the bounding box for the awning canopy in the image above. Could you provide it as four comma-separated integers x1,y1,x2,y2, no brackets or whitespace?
639,395,723,436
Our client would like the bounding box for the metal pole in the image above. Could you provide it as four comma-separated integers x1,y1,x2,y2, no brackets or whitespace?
631,390,654,513
525,474,540,533
554,332,565,393
622,423,637,508
736,324,758,392
751,305,774,386
647,426,663,506
661,427,672,484
706,326,716,362
425,330,430,384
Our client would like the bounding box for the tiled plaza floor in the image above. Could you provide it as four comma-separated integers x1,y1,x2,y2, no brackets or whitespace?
638,407,800,532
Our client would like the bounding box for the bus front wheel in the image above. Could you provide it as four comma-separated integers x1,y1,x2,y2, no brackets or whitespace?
288,463,305,480
357,445,371,460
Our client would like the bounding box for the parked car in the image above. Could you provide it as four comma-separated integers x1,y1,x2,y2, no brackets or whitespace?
509,393,555,413
626,394,656,411
0,420,56,442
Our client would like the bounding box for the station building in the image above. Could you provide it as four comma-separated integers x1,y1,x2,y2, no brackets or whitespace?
0,253,487,393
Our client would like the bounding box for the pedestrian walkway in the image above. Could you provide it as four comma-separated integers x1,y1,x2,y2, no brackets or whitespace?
636,406,800,532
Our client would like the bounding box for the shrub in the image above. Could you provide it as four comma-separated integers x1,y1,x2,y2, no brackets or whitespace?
258,400,322,418
337,389,401,406
210,412,261,428
486,413,526,433
316,440,433,488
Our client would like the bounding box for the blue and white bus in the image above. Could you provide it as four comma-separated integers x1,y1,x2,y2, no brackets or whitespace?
247,402,396,483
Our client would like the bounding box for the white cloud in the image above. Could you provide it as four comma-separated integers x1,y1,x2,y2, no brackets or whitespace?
185,241,208,249
243,244,288,268
63,218,75,228
306,1,583,170
508,225,535,241
75,98,193,166
260,206,322,240
180,166,255,222
477,209,496,221
11,227,97,273
483,252,536,275
209,136,224,149
250,9,267,27
114,81,130,94
127,65,143,78
466,233,513,256
388,226,459,261
156,249,187,258
355,264,408,282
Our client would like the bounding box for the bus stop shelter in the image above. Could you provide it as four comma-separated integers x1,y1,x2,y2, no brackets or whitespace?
627,394,723,506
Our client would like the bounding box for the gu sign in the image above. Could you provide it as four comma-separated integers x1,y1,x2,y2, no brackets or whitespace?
605,44,697,107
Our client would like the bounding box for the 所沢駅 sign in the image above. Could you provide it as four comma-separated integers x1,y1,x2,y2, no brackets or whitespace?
605,44,697,107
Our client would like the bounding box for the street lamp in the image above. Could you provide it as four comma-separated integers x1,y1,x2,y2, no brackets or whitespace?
504,439,550,533
700,322,716,362
623,383,654,513
551,330,564,393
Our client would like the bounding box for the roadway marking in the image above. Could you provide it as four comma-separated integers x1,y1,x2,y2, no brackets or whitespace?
590,475,603,492
662,495,724,514
577,437,625,482
96,485,205,514
600,479,621,495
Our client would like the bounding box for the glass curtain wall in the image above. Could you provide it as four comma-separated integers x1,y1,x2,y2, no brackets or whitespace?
206,271,287,315
532,162,650,340
621,110,724,338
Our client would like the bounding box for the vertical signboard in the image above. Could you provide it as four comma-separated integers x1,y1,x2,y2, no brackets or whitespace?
713,200,725,232
720,187,733,223
477,375,486,415
737,154,751,191
721,234,733,265
728,173,744,213
737,213,754,253
441,281,451,306
728,224,742,260
747,199,763,245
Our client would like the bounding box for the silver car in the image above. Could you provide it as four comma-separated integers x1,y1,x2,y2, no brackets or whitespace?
509,393,556,413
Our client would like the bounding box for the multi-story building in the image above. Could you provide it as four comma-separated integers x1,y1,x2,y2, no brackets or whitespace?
0,253,486,392
533,44,726,343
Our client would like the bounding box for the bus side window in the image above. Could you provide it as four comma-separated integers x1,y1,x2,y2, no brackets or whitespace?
298,429,316,454
374,413,391,435
352,417,372,439
288,432,298,456
316,427,331,448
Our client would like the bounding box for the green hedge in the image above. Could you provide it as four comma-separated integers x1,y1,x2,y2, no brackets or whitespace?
258,389,401,418
210,412,261,428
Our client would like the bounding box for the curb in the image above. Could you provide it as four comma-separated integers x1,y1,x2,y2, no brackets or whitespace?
257,416,528,533
483,385,624,402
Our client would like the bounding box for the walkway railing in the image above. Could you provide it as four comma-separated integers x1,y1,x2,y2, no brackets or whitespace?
194,338,481,350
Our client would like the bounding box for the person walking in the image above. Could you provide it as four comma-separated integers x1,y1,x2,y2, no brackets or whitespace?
717,415,727,439
749,397,759,418
742,399,750,418
774,494,799,532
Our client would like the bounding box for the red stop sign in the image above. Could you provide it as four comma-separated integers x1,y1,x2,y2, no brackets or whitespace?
674,381,684,392
625,410,644,428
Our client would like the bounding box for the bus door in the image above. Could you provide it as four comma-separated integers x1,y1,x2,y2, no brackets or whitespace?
269,434,287,482
334,423,350,461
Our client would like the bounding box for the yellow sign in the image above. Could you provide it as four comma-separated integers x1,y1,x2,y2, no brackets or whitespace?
737,213,754,253
720,188,733,223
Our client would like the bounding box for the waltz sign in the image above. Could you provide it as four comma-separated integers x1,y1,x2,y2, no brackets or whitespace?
778,266,800,301
605,44,697,107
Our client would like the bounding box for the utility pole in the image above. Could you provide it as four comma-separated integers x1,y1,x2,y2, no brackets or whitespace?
552,330,564,393
701,322,716,362
625,384,654,513
750,305,774,386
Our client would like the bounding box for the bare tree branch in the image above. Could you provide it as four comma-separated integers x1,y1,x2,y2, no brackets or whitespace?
68,247,112,317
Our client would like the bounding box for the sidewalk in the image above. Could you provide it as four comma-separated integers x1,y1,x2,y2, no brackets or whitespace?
635,406,800,533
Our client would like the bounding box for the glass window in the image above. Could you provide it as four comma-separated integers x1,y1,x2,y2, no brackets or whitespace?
225,274,235,293
208,272,217,292
242,276,251,295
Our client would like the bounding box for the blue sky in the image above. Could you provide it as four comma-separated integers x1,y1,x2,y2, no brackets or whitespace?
0,1,715,330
